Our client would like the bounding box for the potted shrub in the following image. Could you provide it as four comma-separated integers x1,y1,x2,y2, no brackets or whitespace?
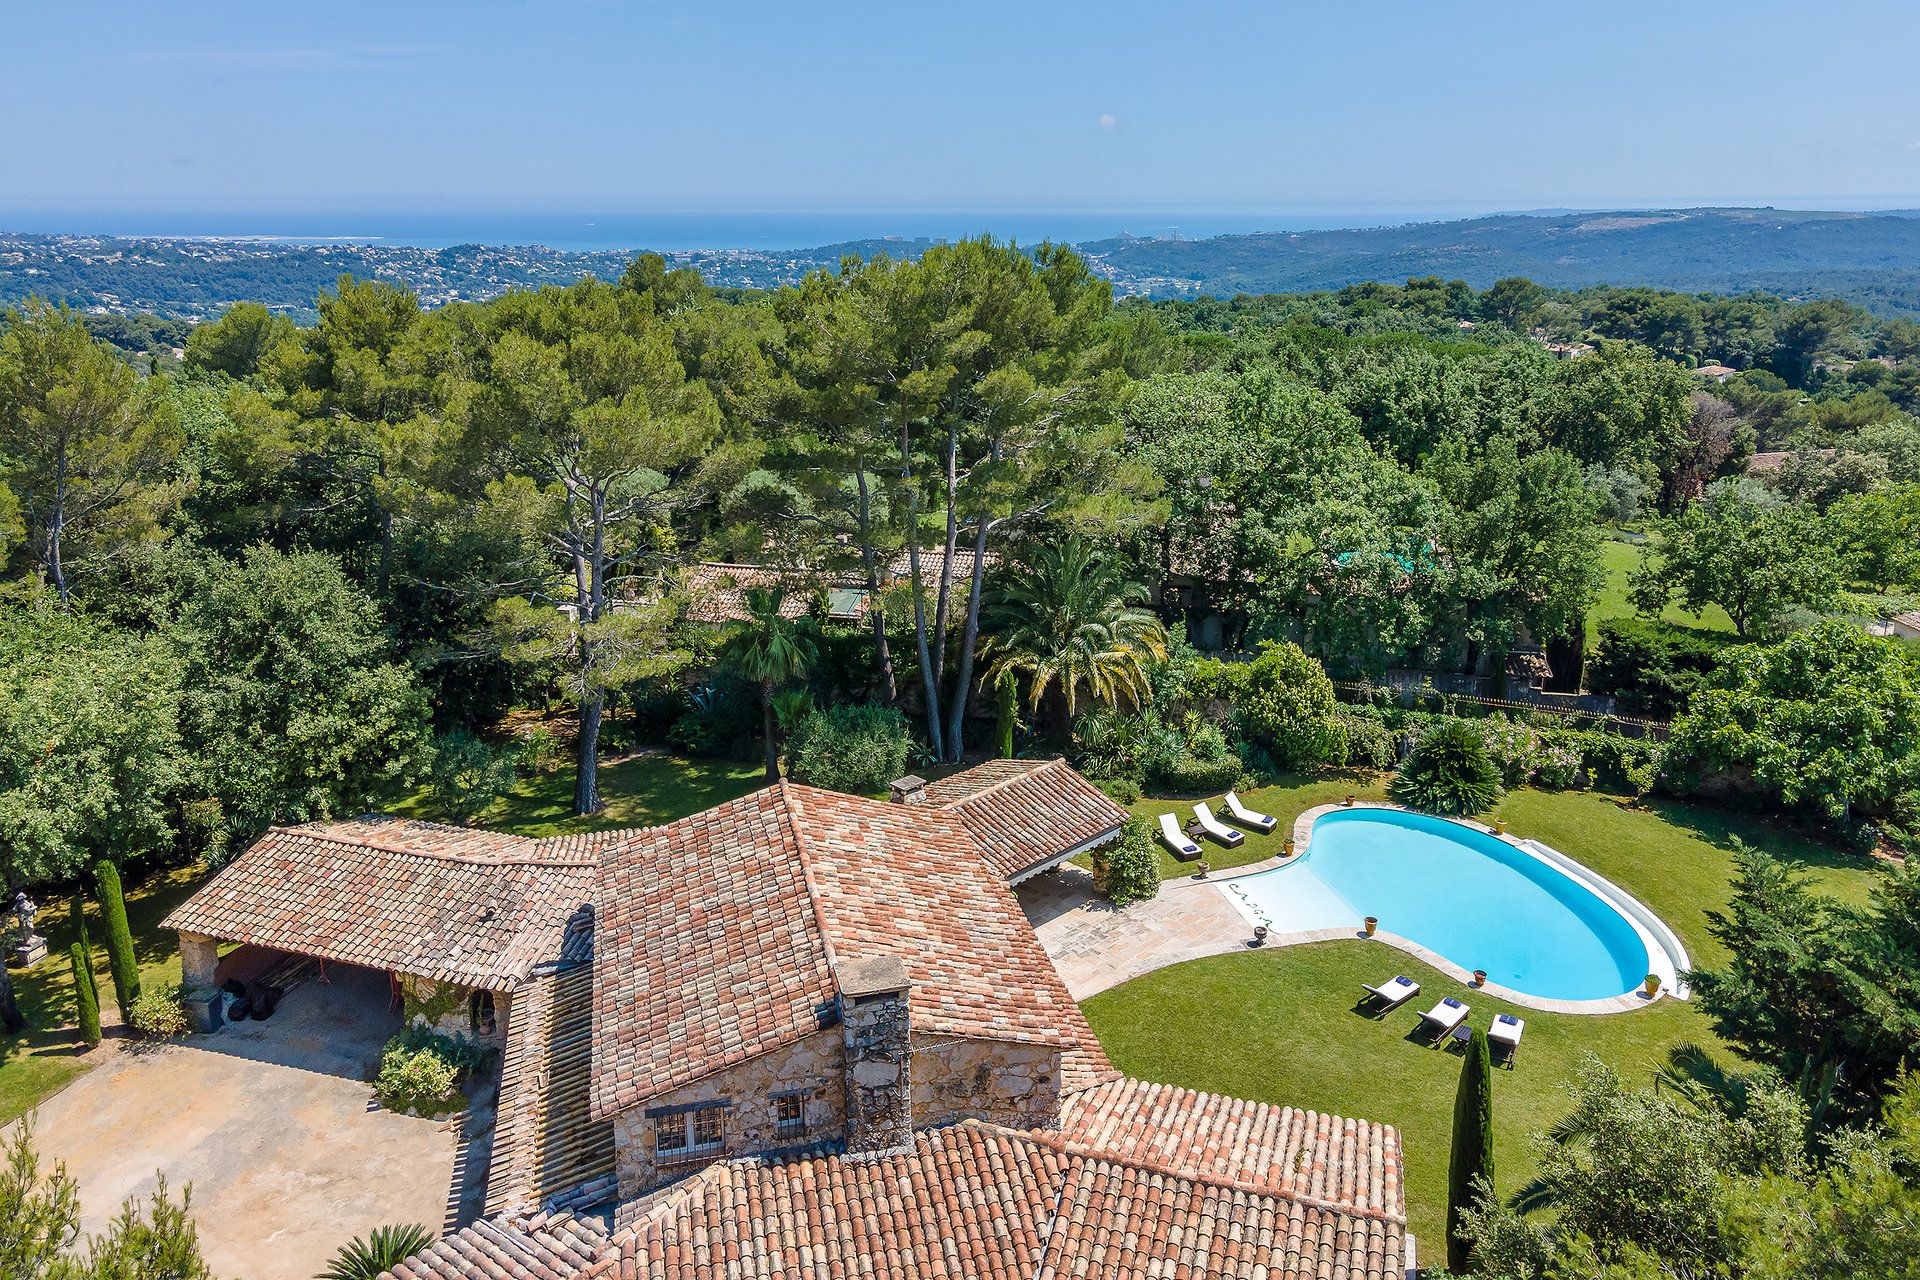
1282,836,1295,856
1644,973,1661,999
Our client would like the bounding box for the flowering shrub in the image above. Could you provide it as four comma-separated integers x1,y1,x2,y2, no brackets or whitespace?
375,1039,463,1116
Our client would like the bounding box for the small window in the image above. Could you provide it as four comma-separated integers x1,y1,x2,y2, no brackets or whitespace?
690,1106,724,1151
657,1104,726,1159
468,990,496,1036
773,1092,807,1138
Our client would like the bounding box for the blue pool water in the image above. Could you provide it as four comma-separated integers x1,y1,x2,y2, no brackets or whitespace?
1227,809,1650,1001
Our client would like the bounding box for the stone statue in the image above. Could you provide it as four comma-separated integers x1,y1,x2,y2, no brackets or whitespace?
10,891,45,967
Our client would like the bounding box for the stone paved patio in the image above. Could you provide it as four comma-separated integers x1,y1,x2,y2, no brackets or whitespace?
1017,864,1258,1000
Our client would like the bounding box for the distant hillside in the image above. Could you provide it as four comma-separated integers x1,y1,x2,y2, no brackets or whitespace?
13,209,1920,320
1075,208,1920,312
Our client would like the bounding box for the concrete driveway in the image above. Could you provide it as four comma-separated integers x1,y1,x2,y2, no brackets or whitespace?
28,964,463,1280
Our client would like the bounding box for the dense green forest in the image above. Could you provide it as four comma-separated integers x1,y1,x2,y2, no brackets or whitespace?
2,243,1917,889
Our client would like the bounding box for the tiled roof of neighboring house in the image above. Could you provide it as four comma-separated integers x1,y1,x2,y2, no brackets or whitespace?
923,758,1129,881
682,550,993,625
161,818,597,988
590,782,1114,1119
1888,609,1920,633
683,563,814,625
610,1113,1405,1280
1695,363,1739,378
381,1210,612,1280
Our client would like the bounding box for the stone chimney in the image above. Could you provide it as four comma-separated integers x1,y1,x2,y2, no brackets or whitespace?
888,775,928,806
836,956,914,1156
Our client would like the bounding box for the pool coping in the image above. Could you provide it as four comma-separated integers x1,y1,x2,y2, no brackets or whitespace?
1206,801,1690,1017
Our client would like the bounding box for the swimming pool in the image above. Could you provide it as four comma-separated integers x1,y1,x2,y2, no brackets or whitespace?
1221,807,1663,1002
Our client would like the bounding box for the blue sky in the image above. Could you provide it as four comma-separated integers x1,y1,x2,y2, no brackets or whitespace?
8,1,1920,215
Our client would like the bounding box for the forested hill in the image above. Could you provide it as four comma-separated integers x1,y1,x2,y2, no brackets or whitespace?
12,208,1920,321
1077,208,1920,311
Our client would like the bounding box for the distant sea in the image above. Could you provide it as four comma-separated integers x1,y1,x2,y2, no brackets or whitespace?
0,206,1501,252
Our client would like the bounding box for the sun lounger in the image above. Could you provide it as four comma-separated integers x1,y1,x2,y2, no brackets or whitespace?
1488,1013,1525,1061
1193,802,1245,847
1360,975,1420,1010
1158,812,1202,861
1223,790,1278,834
1418,997,1469,1040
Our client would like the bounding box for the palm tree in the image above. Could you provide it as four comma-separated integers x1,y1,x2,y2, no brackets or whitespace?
978,537,1168,743
718,586,817,782
317,1223,435,1280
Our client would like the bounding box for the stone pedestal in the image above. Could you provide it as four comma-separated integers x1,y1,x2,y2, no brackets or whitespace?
183,988,224,1033
10,934,47,968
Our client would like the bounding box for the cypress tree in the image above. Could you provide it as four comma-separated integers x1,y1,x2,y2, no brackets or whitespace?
69,893,99,1010
1447,1028,1496,1274
994,678,1017,759
70,942,101,1047
94,860,140,1024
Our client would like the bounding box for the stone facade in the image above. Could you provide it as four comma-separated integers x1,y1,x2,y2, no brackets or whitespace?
837,957,914,1157
912,1035,1062,1132
611,1028,845,1199
401,974,511,1048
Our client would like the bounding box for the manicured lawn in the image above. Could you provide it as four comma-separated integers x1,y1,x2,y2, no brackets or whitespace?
1122,772,1390,879
1084,943,1717,1251
1589,536,1733,645
0,862,207,1125
1083,783,1885,1251
1492,789,1879,966
397,751,768,837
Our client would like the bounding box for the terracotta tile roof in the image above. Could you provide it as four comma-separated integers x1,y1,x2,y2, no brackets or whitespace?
381,1210,612,1280
682,550,992,625
589,788,838,1119
923,758,1129,880
1058,1078,1405,1220
683,563,816,626
609,1115,1405,1280
487,962,617,1218
161,818,597,988
590,783,1113,1119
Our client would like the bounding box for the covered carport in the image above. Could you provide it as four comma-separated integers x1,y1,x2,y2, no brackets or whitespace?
162,815,600,1048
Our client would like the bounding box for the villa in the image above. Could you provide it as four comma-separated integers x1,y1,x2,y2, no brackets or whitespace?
162,759,1408,1278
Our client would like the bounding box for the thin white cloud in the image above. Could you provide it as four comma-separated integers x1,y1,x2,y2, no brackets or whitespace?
1098,113,1119,130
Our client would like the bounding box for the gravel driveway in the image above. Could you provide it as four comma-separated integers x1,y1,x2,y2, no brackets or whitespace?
27,964,463,1280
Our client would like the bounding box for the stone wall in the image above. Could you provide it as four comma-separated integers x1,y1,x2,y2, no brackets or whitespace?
611,1028,844,1199
841,981,913,1156
912,1035,1062,1132
400,974,511,1048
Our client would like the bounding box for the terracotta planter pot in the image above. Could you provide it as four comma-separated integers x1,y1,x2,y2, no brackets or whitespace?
1363,916,1378,937
1472,970,1487,987
1282,837,1296,856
